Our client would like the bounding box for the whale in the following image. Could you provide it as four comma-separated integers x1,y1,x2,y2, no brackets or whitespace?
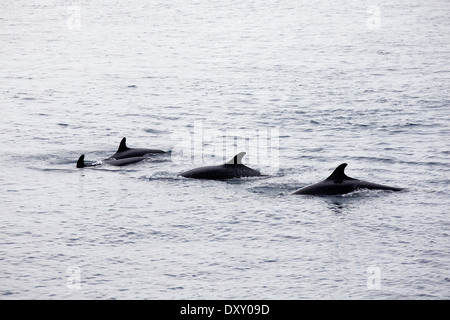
180,152,263,180
76,154,148,168
108,137,166,160
292,163,403,195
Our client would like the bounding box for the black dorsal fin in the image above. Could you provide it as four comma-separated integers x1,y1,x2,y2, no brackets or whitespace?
226,152,246,165
76,155,86,168
117,137,129,152
325,163,351,181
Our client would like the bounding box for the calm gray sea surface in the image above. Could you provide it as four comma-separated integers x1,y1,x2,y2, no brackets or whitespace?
1,0,449,299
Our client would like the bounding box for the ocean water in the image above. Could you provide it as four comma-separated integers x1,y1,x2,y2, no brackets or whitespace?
1,0,449,299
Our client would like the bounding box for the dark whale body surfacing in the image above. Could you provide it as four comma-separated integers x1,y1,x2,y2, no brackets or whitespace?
76,154,147,168
109,137,166,160
180,152,262,180
292,163,403,196
76,137,167,168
